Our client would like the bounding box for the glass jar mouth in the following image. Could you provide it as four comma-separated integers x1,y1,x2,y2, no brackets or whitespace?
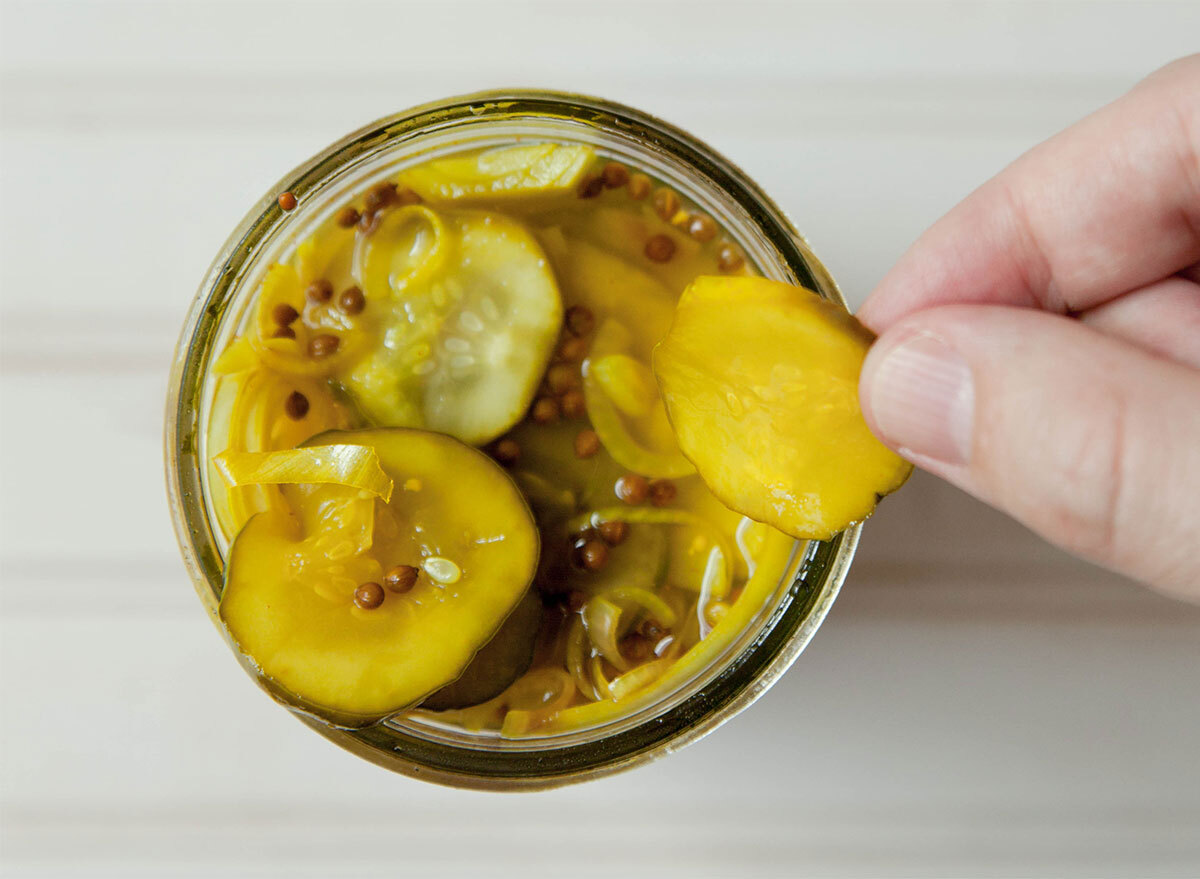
165,88,860,790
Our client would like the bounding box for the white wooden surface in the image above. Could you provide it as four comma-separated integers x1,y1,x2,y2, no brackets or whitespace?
4,1,1200,876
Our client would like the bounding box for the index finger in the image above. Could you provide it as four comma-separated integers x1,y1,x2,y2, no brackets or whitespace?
858,55,1200,333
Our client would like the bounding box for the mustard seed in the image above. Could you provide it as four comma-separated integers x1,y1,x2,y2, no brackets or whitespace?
627,173,651,200
598,520,628,546
271,303,299,326
396,188,422,206
354,581,385,610
531,397,560,424
558,335,588,362
601,162,629,188
546,362,580,394
271,325,296,340
644,234,676,263
580,539,608,571
577,175,604,199
566,590,587,612
492,437,521,466
560,389,587,419
565,305,595,337
687,214,718,242
338,286,365,315
284,390,309,420
574,429,601,459
384,565,419,594
717,243,745,273
364,181,397,212
308,334,339,358
335,206,360,228
277,191,297,212
615,474,649,505
649,479,677,507
652,187,679,221
306,279,333,304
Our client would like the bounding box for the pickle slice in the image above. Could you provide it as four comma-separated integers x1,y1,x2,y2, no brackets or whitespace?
341,209,561,446
653,276,913,540
420,590,543,711
583,321,694,479
218,427,540,727
402,144,595,205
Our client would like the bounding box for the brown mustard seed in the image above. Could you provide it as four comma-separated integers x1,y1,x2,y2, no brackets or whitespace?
546,362,580,394
615,473,650,505
559,388,587,419
639,617,665,640
574,429,601,459
354,581,385,610
577,175,604,199
492,438,521,466
335,206,360,228
271,325,296,340
652,187,680,221
565,305,595,337
284,390,309,420
644,234,676,263
557,335,589,362
601,162,630,188
531,397,560,424
364,181,397,211
598,519,629,546
580,539,608,571
627,173,651,200
649,478,677,507
308,334,340,358
306,279,333,303
566,590,587,613
687,214,718,242
277,191,297,211
717,243,745,273
338,286,365,315
271,303,299,327
384,565,419,594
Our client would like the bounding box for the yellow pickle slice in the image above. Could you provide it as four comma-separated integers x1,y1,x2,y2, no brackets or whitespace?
401,143,595,204
217,427,540,727
341,208,562,446
653,276,912,540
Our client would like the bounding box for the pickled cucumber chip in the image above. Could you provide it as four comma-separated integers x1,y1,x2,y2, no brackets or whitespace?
402,143,595,204
218,427,540,727
341,209,561,446
583,321,694,479
653,276,912,541
420,590,543,712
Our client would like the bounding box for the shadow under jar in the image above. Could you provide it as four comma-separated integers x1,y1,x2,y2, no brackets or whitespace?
165,90,859,790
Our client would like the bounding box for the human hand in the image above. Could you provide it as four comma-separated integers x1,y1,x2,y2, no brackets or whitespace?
857,55,1200,600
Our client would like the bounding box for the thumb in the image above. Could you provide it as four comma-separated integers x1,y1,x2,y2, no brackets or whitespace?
858,304,1200,599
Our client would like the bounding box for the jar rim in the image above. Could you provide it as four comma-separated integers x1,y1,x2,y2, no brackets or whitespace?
164,88,860,790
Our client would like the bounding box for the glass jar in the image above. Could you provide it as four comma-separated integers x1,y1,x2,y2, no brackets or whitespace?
165,89,860,790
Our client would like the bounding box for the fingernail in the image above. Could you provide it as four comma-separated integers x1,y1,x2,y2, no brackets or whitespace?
863,332,974,465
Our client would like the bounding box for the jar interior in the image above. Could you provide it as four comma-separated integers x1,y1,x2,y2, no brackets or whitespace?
171,93,854,786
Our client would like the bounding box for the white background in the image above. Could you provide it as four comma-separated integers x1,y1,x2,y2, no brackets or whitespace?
3,1,1200,876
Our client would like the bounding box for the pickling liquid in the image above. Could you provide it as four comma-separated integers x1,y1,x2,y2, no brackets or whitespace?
205,144,796,736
